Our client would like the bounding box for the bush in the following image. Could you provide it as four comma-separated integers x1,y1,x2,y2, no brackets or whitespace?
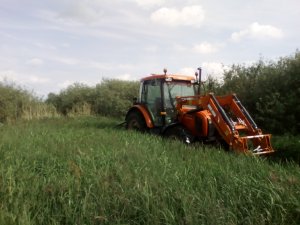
47,79,139,118
217,50,300,134
0,81,57,122
46,83,95,116
93,79,139,118
271,135,300,165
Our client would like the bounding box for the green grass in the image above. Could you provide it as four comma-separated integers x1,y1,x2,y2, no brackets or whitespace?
0,117,299,225
271,135,300,165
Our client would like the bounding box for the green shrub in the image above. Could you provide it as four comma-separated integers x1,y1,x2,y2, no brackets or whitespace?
215,50,300,134
93,79,139,118
271,135,300,164
0,82,58,122
47,79,139,118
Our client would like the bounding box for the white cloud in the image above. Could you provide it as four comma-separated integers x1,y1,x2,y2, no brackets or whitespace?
86,62,136,71
57,1,104,25
173,44,188,52
29,75,50,84
0,70,18,82
144,45,158,53
37,1,104,27
116,73,134,81
58,80,74,89
193,42,220,54
231,22,283,42
26,58,44,66
135,0,165,8
87,61,112,70
179,67,196,76
52,57,78,65
0,70,50,84
58,79,95,89
201,62,228,80
174,42,223,54
150,5,205,27
35,42,57,50
61,43,70,48
178,64,227,81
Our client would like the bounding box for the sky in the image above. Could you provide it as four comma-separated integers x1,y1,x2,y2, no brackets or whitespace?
0,0,299,97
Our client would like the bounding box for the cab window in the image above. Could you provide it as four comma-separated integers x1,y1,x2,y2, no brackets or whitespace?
164,81,195,109
141,79,163,125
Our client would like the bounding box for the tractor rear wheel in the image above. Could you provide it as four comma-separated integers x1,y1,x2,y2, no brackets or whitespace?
126,111,147,132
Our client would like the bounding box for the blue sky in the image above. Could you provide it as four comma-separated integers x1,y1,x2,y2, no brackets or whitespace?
0,0,299,97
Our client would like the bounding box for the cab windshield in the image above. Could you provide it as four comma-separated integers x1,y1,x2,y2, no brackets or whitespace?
164,81,195,109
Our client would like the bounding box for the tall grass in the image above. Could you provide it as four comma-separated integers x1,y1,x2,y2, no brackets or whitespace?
20,102,59,121
0,117,299,225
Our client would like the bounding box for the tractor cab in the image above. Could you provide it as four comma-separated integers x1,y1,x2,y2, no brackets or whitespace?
139,72,196,126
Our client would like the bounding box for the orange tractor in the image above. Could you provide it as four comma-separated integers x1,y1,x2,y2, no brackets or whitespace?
125,68,274,155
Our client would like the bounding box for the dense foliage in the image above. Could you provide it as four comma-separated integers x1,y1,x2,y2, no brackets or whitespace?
46,79,139,118
208,51,300,134
46,83,95,116
93,79,140,117
0,82,57,123
0,117,299,225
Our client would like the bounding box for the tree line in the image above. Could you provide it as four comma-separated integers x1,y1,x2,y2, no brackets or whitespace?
209,50,300,134
0,82,57,123
46,79,139,118
0,51,299,134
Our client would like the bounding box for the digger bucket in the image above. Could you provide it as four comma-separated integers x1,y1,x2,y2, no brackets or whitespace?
233,134,274,155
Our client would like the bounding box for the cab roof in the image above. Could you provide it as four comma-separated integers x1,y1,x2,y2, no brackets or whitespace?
141,74,195,82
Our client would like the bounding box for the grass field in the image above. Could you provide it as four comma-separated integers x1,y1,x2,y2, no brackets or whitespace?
0,117,299,225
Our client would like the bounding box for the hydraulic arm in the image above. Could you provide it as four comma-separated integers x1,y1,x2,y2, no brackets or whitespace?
176,93,274,155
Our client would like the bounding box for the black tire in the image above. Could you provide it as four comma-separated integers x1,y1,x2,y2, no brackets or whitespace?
126,111,147,132
164,126,191,144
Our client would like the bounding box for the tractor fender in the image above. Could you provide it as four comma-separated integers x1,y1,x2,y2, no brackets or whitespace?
126,105,154,128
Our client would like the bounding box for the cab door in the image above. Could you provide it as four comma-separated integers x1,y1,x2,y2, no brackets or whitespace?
140,79,164,126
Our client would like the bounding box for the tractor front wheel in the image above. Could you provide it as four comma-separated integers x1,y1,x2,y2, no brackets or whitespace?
164,126,191,144
126,111,147,132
